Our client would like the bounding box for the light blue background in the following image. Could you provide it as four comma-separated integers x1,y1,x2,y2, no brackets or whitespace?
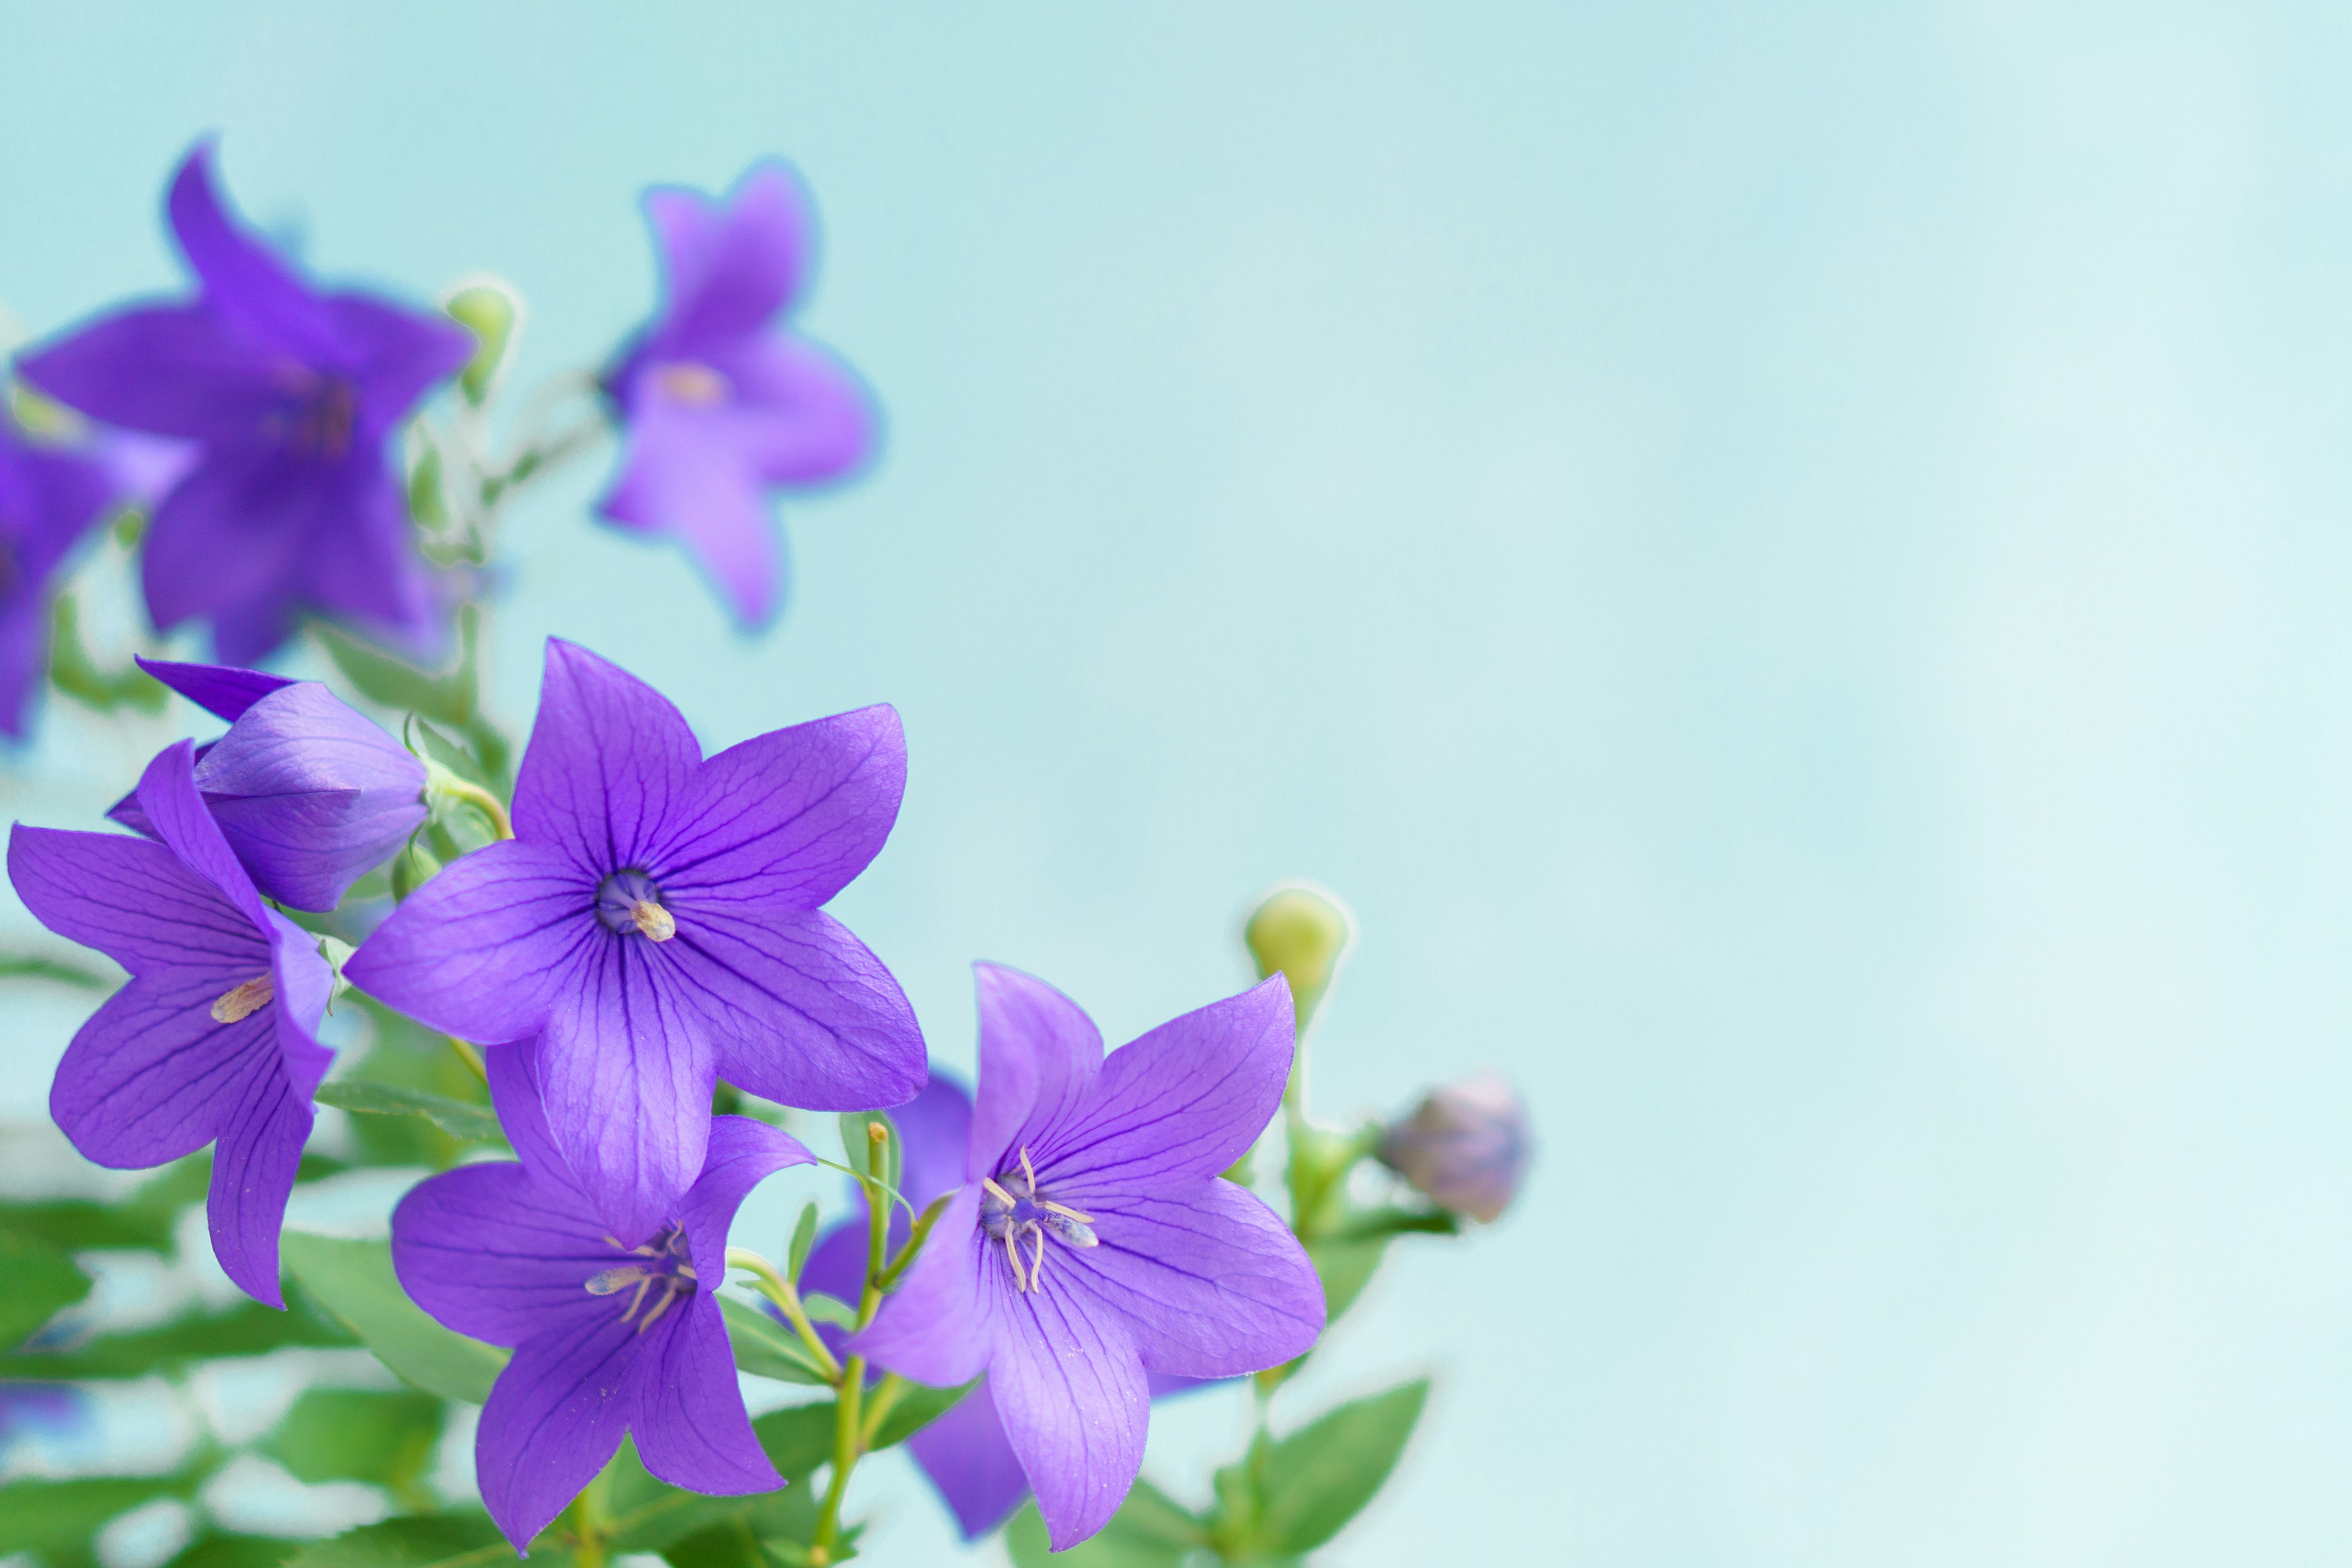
6,2,2350,1563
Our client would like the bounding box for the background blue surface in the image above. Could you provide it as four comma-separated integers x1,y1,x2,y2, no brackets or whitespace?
7,2,2351,1562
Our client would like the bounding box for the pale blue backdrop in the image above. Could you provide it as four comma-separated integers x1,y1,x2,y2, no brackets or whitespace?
4,2,2349,1564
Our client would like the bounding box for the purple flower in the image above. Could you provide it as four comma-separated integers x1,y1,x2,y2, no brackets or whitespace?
6,741,334,1306
0,1384,83,1452
797,1075,1219,1540
346,638,924,1246
0,420,118,738
849,965,1324,1549
1378,1071,1531,1224
15,140,472,664
599,162,874,628
393,1040,807,1551
107,658,428,911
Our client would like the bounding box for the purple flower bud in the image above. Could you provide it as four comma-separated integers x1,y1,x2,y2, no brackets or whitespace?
1378,1071,1531,1223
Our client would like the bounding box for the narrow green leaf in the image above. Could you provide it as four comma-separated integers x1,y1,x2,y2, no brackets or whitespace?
0,951,111,989
314,1080,502,1142
281,1232,507,1403
785,1200,820,1283
316,619,476,728
1253,1379,1429,1553
165,1532,308,1568
1308,1234,1389,1326
0,1227,91,1349
0,1297,352,1380
718,1295,830,1385
870,1378,978,1451
47,594,165,715
265,1388,445,1501
1005,1481,1204,1568
0,1156,204,1257
0,1471,203,1558
800,1292,857,1329
283,1512,551,1568
752,1401,839,1479
406,447,447,529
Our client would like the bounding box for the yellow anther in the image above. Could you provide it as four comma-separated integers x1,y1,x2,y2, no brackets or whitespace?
630,900,676,941
210,973,275,1024
654,361,731,407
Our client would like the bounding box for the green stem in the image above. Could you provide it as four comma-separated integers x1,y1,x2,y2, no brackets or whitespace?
446,1035,488,1082
562,1471,611,1567
437,776,513,840
873,1190,953,1290
858,1372,910,1449
811,1138,899,1560
725,1247,843,1385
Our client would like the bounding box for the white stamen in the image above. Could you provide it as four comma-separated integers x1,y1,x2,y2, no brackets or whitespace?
585,1265,652,1295
630,899,676,941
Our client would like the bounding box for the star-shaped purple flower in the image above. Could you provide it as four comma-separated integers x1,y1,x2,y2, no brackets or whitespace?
346,637,924,1246
7,741,334,1306
16,140,472,664
599,161,874,628
796,1074,1219,1540
0,420,117,739
107,658,428,911
850,965,1325,1549
394,1040,807,1551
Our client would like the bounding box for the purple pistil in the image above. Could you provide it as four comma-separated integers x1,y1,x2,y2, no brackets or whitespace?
978,1146,1097,1295
586,1222,699,1333
594,867,677,941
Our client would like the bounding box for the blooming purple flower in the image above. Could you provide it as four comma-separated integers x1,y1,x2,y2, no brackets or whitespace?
393,1039,807,1551
850,965,1324,1549
1378,1071,1531,1224
599,162,874,628
6,741,333,1306
797,1073,1219,1540
0,419,118,738
107,658,428,911
15,140,472,664
347,637,924,1246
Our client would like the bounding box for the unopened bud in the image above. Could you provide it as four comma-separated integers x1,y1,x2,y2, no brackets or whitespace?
1378,1072,1530,1224
444,278,522,404
1243,884,1354,1030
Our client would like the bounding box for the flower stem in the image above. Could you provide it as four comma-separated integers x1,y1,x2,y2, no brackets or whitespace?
437,775,513,840
873,1190,952,1290
724,1246,842,1385
810,1134,898,1561
858,1372,910,1449
446,1035,487,1082
561,1471,611,1567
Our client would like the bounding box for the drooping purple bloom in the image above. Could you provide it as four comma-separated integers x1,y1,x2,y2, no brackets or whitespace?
347,637,924,1245
1379,1071,1531,1224
106,658,427,911
850,966,1324,1549
599,162,874,628
393,1039,807,1551
6,741,334,1306
0,420,119,738
797,1073,1220,1540
15,141,472,664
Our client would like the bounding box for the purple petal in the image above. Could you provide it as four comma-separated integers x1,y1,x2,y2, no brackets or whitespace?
660,905,924,1114
905,1380,1030,1540
344,839,594,1045
48,971,273,1167
795,1221,866,1320
209,598,301,668
660,704,905,912
540,939,716,1246
7,824,266,977
285,464,441,655
475,1308,644,1551
0,600,45,740
627,1294,783,1496
968,964,1104,1182
651,163,810,353
705,334,875,484
318,294,472,435
134,657,298,723
1041,974,1292,1191
599,407,783,626
678,1115,815,1284
15,304,288,442
0,426,116,579
511,639,703,879
986,1269,1150,1551
263,905,337,1099
847,1187,993,1389
892,1074,974,1213
483,1036,588,1201
392,1161,614,1347
138,443,328,636
204,1050,313,1308
133,739,273,930
1051,1180,1322,1381
165,142,333,352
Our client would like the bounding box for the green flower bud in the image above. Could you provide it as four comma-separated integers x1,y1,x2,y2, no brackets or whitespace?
443,278,522,405
1244,884,1354,1030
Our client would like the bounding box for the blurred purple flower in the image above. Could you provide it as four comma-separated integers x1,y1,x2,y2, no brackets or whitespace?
0,420,117,737
347,638,924,1246
600,161,875,628
106,658,426,911
6,741,334,1306
15,141,471,664
797,1073,1220,1540
394,1041,807,1551
1378,1071,1531,1224
0,1384,83,1452
850,965,1322,1550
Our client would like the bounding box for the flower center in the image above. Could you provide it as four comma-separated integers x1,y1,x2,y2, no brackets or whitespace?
584,1223,696,1333
651,361,732,407
979,1146,1096,1295
595,869,676,941
287,376,359,458
210,973,275,1024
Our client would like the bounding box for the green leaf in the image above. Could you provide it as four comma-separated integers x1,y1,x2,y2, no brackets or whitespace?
656,1518,772,1568
835,1111,902,1194
719,1295,830,1385
753,1401,839,1478
0,1297,352,1381
786,1201,820,1283
0,1227,91,1349
47,594,165,715
870,1377,976,1451
167,1532,311,1568
314,1080,502,1143
0,1471,204,1559
281,1232,507,1402
283,1512,551,1568
1308,1234,1389,1326
1005,1480,1206,1568
265,1388,445,1501
0,951,111,988
0,1156,207,1257
406,447,447,530
317,618,477,729
800,1292,857,1329
1251,1379,1429,1553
